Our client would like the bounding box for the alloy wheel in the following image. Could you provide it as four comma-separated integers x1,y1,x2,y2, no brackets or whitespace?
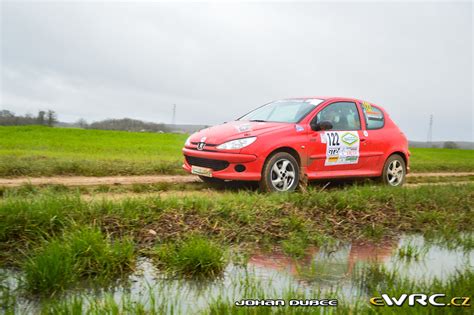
387,159,404,186
270,158,296,191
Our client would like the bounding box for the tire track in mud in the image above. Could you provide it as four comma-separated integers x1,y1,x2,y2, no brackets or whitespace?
0,175,199,187
0,172,473,187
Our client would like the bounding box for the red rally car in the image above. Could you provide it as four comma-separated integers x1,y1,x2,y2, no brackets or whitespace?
183,97,410,192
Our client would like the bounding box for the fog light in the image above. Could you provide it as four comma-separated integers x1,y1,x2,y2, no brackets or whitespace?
235,164,246,172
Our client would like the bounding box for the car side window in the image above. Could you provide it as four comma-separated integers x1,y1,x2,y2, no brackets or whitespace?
315,102,361,131
361,102,384,129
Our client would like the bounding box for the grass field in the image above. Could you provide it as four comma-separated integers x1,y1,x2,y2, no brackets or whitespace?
1,184,472,263
0,126,187,176
1,126,473,177
408,147,474,172
0,183,473,312
1,126,473,313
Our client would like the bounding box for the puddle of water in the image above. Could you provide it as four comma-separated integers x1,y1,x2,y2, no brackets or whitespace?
251,234,473,282
384,235,472,281
2,233,472,314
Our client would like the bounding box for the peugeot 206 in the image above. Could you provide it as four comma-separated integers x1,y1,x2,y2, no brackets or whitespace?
183,97,409,192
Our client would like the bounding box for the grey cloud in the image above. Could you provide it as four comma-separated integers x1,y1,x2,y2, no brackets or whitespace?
1,1,472,141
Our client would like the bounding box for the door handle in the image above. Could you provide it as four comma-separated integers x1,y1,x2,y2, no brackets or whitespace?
360,138,367,142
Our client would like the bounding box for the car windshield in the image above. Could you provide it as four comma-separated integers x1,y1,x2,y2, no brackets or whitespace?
238,99,324,123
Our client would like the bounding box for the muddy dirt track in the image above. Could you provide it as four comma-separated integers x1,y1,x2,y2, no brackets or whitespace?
0,172,473,187
78,180,472,201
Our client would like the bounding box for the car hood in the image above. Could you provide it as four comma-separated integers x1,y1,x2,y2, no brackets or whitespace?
189,121,290,145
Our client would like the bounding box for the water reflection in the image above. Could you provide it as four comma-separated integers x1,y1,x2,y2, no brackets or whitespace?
3,234,472,314
249,235,472,283
249,239,398,282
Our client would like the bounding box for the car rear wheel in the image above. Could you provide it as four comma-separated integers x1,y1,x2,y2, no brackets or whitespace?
260,152,300,192
381,154,406,187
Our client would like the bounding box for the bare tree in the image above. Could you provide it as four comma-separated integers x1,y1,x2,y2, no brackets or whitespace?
37,110,46,125
0,110,16,125
443,141,459,149
0,110,15,118
0,110,37,125
46,110,57,127
76,118,88,128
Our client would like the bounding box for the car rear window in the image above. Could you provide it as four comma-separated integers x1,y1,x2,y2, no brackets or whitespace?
361,101,384,129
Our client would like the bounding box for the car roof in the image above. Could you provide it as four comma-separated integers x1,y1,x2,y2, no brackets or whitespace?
287,96,357,101
286,96,381,106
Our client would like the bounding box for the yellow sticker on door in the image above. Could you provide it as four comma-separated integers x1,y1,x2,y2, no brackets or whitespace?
324,131,360,166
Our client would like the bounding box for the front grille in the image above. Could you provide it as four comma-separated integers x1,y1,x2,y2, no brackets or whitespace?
185,156,229,171
191,142,217,147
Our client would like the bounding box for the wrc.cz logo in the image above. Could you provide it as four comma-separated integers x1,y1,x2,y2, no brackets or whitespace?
370,294,470,307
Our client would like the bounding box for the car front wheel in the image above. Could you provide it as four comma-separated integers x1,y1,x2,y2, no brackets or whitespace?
260,152,300,192
381,154,406,187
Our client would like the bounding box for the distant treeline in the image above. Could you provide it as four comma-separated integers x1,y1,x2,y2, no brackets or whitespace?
1,109,471,148
0,109,57,127
409,140,473,150
83,118,171,133
0,109,173,133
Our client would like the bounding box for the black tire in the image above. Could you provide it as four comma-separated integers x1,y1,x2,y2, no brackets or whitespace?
259,152,300,192
380,154,406,187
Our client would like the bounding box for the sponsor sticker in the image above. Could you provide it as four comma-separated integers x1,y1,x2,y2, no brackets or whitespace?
324,131,360,166
236,124,252,132
307,99,324,105
362,101,382,117
341,132,358,146
362,101,372,112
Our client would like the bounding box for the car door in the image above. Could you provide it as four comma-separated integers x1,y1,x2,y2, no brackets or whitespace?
305,101,369,178
357,101,387,175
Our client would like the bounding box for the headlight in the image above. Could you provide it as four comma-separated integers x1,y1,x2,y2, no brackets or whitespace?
216,137,256,150
185,136,192,146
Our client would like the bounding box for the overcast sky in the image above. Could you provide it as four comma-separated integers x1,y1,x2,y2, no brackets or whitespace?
1,1,472,141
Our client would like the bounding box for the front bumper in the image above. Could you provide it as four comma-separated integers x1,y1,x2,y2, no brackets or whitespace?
182,147,262,181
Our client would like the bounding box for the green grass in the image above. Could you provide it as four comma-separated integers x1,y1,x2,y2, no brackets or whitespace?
11,264,470,314
22,227,135,296
1,184,472,264
207,264,474,315
0,126,187,176
0,272,16,315
396,243,427,261
423,232,474,252
409,148,474,172
39,293,170,315
23,239,76,295
154,236,226,277
0,126,473,177
2,263,469,315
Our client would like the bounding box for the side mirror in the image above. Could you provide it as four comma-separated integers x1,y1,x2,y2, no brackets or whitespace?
311,120,333,131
